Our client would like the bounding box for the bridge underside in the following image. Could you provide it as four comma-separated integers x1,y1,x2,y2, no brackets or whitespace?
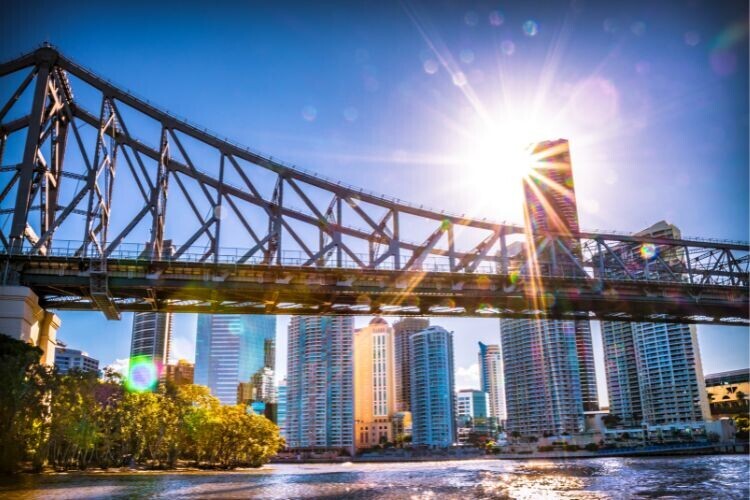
7,255,747,326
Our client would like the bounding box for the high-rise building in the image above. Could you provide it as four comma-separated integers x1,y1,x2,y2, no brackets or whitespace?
286,316,354,453
524,139,598,412
194,315,276,405
601,221,711,426
393,317,430,412
409,325,456,447
277,379,287,440
165,359,194,386
478,342,507,421
130,312,172,379
501,319,589,436
54,347,99,374
501,139,598,438
354,317,396,450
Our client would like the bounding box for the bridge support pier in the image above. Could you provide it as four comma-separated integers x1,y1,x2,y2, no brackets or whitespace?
0,286,60,366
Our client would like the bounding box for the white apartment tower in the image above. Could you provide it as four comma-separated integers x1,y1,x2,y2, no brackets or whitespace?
286,316,354,453
601,221,711,426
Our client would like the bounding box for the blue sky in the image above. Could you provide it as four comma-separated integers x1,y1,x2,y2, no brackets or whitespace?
1,1,747,404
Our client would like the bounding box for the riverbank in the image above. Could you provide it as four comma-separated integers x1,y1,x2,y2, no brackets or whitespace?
273,442,748,464
9,442,746,473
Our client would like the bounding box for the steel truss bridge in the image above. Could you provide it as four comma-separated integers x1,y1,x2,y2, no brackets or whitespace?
0,47,747,325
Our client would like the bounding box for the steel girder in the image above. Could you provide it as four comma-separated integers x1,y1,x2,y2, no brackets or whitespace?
0,46,748,324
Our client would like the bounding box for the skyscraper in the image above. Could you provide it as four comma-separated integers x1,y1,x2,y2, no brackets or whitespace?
501,139,598,437
601,221,711,426
286,316,354,453
129,312,172,379
501,319,589,436
409,325,456,447
393,317,430,412
478,342,507,421
194,315,276,405
354,317,396,450
277,379,287,441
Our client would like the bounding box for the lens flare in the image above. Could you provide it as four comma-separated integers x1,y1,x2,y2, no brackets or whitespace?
523,20,539,37
125,356,159,392
501,40,516,56
640,243,658,261
489,11,504,27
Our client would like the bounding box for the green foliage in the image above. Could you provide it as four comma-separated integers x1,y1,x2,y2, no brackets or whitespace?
0,335,284,473
0,334,53,473
735,417,749,441
584,443,599,451
601,414,622,428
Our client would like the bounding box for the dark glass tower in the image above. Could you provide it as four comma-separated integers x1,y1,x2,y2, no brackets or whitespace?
501,139,599,438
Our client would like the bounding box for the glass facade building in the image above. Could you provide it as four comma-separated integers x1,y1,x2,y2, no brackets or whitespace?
478,342,507,421
409,326,456,447
277,380,287,440
194,314,276,405
456,389,489,421
286,316,354,453
501,139,599,438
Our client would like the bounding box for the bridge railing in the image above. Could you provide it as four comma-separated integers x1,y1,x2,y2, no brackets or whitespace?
3,238,747,289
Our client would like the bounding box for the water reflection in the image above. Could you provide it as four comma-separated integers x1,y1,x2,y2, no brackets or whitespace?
0,456,747,499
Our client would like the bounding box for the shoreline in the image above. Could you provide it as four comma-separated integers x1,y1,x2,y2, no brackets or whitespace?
10,446,746,474
276,442,748,464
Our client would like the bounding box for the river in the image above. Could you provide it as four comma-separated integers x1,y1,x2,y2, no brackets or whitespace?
1,455,747,499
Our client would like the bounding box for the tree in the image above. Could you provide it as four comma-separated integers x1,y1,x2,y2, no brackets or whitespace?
602,414,622,428
0,334,53,473
0,339,284,473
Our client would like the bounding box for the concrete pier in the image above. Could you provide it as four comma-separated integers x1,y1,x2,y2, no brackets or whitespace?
0,286,60,365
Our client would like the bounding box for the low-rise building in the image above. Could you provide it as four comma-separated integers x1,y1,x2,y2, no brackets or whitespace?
392,411,412,440
55,347,99,374
456,389,493,444
165,359,194,386
705,369,749,419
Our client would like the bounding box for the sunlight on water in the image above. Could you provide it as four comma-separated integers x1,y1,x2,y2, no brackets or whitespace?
1,456,747,499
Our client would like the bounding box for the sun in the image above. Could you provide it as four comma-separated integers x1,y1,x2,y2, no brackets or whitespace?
457,121,545,221
467,125,538,181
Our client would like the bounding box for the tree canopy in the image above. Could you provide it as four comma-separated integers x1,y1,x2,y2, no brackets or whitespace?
0,334,284,473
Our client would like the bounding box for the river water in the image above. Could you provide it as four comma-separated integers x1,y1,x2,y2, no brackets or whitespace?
1,455,747,499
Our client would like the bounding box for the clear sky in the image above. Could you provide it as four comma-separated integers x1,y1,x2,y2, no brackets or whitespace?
1,0,747,406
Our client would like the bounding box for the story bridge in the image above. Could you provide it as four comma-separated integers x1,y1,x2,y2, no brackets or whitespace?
0,46,747,326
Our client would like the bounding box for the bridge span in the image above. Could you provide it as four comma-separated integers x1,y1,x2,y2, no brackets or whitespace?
0,46,747,327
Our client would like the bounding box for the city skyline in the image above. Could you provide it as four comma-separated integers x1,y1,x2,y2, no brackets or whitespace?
0,1,748,494
1,1,746,405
